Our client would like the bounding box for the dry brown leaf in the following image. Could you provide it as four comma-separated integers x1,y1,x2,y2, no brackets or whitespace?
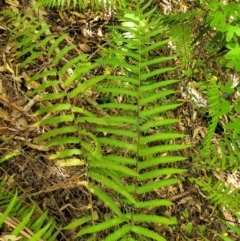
59,11,68,21
0,126,11,135
0,234,22,241
5,62,14,75
0,66,6,72
97,28,103,37
16,117,28,128
0,107,11,121
79,43,91,53
69,11,86,18
25,141,49,151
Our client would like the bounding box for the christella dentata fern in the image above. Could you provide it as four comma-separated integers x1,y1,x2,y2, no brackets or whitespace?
1,0,190,240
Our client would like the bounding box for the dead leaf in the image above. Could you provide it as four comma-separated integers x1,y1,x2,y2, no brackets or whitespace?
0,126,10,135
25,141,49,151
79,43,91,53
5,62,14,75
69,11,86,18
0,108,11,121
0,234,22,241
17,117,28,128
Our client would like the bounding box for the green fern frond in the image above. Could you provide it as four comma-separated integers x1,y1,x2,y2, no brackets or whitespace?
126,213,177,225
162,11,198,68
63,216,92,230
2,0,189,239
39,0,125,10
191,177,240,217
0,176,60,240
195,77,240,170
203,78,220,148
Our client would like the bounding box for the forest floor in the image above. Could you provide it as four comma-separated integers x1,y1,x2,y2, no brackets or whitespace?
0,0,240,240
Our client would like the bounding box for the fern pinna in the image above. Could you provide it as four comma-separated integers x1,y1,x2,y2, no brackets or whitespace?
3,1,188,240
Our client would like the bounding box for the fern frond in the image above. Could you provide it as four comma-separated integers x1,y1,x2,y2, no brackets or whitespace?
39,0,125,11
203,78,220,148
63,216,92,230
191,177,240,217
0,176,60,240
162,11,197,68
3,0,189,239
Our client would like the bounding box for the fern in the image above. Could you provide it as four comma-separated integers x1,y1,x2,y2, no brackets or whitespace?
0,174,61,241
68,0,188,239
39,0,126,11
162,11,197,69
1,0,190,239
192,75,240,172
203,77,221,149
191,177,240,216
191,176,240,241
